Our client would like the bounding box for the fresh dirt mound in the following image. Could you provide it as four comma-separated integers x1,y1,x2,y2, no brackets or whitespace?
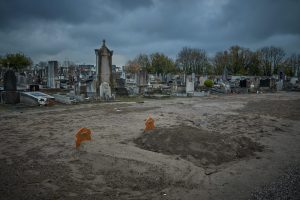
134,126,264,167
240,99,300,120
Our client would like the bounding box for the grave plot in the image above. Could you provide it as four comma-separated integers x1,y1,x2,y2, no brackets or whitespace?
134,125,264,167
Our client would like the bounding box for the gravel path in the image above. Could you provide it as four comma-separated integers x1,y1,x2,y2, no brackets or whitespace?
250,164,300,200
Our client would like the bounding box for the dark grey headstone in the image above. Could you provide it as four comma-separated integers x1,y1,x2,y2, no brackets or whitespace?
4,70,17,91
116,78,125,88
240,80,247,88
260,79,270,87
80,85,87,95
29,85,39,91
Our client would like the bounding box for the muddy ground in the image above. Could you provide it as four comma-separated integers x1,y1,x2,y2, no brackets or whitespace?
0,92,299,199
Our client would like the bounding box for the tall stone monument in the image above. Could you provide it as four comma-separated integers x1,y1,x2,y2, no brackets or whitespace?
47,61,58,88
222,66,228,81
95,40,113,98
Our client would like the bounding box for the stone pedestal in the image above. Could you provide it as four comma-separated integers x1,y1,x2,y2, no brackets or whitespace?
1,91,20,104
100,82,112,100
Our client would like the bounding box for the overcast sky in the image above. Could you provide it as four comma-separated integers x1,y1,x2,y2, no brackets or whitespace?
0,0,300,66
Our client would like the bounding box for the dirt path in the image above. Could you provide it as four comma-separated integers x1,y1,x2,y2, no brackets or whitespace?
0,92,299,199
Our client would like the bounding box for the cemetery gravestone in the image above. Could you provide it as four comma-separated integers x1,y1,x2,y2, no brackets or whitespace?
2,70,20,104
4,70,17,91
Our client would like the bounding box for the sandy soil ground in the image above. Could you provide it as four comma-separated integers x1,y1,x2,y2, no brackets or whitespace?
0,92,299,200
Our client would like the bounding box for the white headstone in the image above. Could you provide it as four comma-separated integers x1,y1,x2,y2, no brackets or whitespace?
186,79,194,93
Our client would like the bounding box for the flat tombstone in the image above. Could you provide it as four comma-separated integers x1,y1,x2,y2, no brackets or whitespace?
4,70,17,91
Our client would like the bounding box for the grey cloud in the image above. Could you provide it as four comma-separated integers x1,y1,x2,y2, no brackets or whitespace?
218,0,300,41
107,0,153,10
0,0,94,29
0,0,153,30
0,0,299,66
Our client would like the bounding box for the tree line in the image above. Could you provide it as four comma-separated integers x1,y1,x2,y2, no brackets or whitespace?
126,45,300,76
1,46,299,77
0,53,32,71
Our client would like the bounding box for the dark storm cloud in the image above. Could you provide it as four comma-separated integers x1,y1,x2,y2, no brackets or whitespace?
218,0,300,42
0,0,299,65
107,0,153,10
0,0,153,29
0,0,93,29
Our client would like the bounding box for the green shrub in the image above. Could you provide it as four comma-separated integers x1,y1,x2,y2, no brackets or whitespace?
204,79,213,88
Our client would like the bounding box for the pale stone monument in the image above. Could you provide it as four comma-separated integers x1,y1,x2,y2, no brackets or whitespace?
47,61,58,88
95,40,113,98
186,75,194,94
222,66,228,81
100,82,112,101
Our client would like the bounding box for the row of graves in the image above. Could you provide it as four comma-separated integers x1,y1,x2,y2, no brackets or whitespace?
44,40,116,104
210,76,300,95
0,41,114,105
1,40,299,105
1,68,299,105
0,70,55,105
119,71,300,98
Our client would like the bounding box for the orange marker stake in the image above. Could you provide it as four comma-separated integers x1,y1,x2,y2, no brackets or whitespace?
75,128,92,148
144,115,155,131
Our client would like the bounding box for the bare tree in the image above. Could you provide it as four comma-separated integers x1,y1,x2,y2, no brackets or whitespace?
285,53,300,76
213,51,230,75
125,59,140,74
176,47,209,75
258,46,285,76
213,46,260,76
